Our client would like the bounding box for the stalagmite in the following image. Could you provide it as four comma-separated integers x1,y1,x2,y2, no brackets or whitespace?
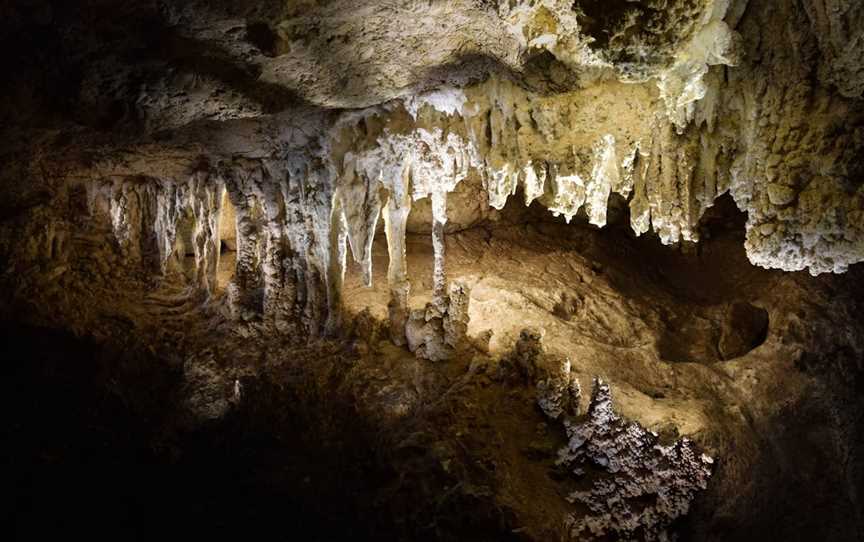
442,280,470,349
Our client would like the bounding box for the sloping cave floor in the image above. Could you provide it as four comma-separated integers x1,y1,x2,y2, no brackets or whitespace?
6,201,864,541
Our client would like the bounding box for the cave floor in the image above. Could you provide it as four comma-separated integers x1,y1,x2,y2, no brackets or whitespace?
8,218,864,541
340,221,792,444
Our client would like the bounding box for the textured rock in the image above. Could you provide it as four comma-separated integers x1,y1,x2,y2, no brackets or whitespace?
559,379,714,541
496,328,713,540
4,0,864,348
405,280,472,362
2,1,864,538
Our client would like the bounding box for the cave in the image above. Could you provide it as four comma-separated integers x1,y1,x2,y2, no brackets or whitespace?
3,1,864,541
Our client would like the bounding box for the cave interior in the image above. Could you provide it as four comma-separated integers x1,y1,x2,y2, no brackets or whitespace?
3,1,864,541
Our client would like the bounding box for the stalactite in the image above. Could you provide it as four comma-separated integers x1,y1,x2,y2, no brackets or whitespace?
339,157,383,288
629,146,651,236
486,157,518,210
303,163,337,335
223,165,263,309
522,161,545,206
586,135,619,228
109,181,143,265
677,135,700,242
259,162,297,329
325,188,348,335
382,171,412,345
542,163,585,223
430,190,447,312
283,159,311,327
152,182,181,275
138,182,162,275
188,172,223,294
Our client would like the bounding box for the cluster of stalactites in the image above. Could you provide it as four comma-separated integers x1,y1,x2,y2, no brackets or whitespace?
216,156,344,335
91,104,736,353
474,108,722,245
91,92,734,348
90,158,344,335
337,91,726,249
321,93,736,351
113,128,483,350
338,127,478,351
474,126,714,245
92,174,223,290
90,142,471,345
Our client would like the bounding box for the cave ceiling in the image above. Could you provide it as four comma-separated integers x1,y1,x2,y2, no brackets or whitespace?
4,0,864,276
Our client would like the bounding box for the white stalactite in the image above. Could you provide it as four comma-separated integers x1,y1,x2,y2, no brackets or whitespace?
430,190,448,312
383,183,412,345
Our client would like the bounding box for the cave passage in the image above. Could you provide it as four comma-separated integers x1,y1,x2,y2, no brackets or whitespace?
4,0,864,541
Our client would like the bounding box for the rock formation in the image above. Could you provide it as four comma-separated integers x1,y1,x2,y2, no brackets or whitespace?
2,0,864,540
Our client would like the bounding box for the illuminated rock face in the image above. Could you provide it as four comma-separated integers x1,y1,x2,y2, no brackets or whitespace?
5,1,862,311
2,0,864,540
